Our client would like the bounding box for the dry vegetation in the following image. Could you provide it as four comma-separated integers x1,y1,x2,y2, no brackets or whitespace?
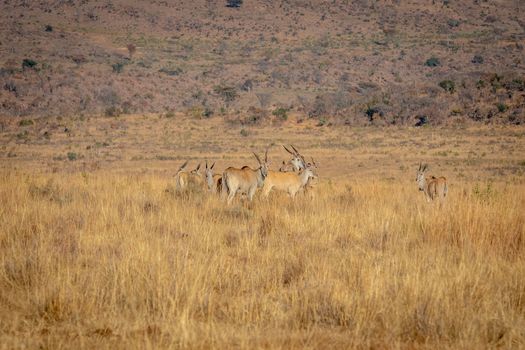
1,114,525,348
1,0,524,124
1,171,524,349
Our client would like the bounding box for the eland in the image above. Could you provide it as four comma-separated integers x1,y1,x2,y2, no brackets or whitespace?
222,149,270,204
416,163,448,202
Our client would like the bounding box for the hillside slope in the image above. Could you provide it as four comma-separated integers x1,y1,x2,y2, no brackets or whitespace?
0,0,524,125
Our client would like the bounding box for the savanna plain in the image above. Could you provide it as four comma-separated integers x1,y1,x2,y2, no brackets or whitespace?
1,115,525,349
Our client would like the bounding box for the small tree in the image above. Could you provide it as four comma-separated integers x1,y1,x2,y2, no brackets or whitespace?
226,0,243,8
127,44,136,59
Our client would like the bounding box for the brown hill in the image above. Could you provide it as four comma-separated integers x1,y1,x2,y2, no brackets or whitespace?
0,0,524,125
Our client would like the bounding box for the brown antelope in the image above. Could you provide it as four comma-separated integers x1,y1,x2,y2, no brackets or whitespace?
175,160,189,189
280,145,318,197
205,161,222,193
262,163,317,199
176,161,204,190
416,163,448,202
279,145,306,172
222,149,270,204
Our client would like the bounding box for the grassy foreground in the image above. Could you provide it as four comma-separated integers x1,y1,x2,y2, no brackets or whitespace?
1,170,524,349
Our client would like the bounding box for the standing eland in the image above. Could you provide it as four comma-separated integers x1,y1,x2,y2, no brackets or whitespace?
176,161,205,190
222,149,270,204
262,162,317,199
416,163,448,202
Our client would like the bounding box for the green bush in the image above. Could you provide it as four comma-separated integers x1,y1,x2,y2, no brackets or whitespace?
214,85,238,103
424,57,440,67
272,107,288,121
22,59,37,69
112,62,125,73
496,103,507,113
471,55,484,64
19,119,34,126
67,152,78,161
439,80,455,93
476,80,485,89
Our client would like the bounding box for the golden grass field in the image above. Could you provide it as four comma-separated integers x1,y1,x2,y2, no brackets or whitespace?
1,115,525,349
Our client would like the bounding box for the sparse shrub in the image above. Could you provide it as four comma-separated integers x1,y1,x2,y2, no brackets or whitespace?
187,106,212,119
22,59,37,69
415,115,429,127
241,79,253,91
496,103,507,113
67,152,77,161
18,119,33,126
127,44,136,59
45,25,53,32
226,0,243,8
272,107,289,121
240,128,249,137
255,92,272,109
317,117,327,126
242,106,267,125
365,106,384,121
424,57,440,67
203,107,213,118
4,81,17,94
159,67,182,76
214,85,238,103
439,80,455,93
104,106,121,117
471,55,484,64
476,80,486,89
98,87,120,106
112,62,125,73
472,182,496,202
16,131,29,140
505,78,524,91
165,111,175,118
489,74,502,91
308,95,327,118
447,19,460,27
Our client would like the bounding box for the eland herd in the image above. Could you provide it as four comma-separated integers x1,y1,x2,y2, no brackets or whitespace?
175,145,447,204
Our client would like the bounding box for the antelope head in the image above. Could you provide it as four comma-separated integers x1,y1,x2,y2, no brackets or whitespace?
205,161,215,190
416,163,428,191
191,163,202,176
176,160,189,175
283,145,306,171
253,147,270,182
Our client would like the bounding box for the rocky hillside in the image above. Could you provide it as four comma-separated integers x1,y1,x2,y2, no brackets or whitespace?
0,0,524,125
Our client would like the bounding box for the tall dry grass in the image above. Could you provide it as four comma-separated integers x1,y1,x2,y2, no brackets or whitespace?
0,170,524,349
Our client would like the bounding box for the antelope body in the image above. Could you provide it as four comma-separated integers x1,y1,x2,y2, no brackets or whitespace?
176,161,205,190
262,167,317,198
416,163,448,202
222,151,269,204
